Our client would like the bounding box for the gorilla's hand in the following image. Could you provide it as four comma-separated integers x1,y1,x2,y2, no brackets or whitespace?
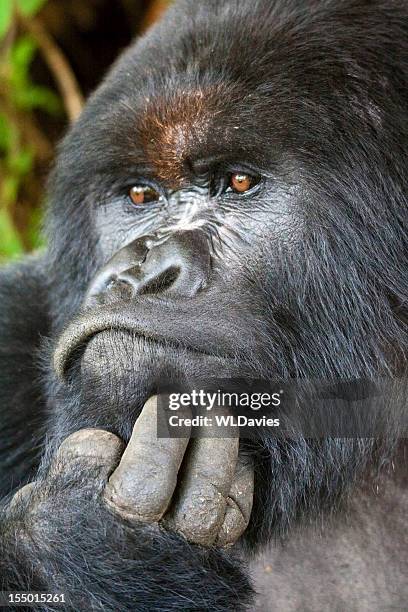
3,397,255,610
105,397,254,547
12,397,253,549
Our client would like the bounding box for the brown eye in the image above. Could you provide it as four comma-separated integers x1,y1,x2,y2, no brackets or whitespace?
229,173,255,193
129,185,159,205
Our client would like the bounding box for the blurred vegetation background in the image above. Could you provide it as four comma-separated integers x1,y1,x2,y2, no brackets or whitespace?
0,0,170,261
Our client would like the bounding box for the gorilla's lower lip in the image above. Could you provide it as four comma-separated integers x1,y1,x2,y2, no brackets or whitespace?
53,299,247,381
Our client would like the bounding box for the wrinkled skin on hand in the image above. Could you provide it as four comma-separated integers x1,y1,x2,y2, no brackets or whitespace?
12,397,254,549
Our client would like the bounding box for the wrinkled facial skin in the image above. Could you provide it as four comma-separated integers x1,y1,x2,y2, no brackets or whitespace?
51,80,304,427
48,0,408,445
53,157,299,428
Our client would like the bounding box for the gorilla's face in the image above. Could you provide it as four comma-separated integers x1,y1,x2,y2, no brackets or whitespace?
49,0,407,436
53,83,301,409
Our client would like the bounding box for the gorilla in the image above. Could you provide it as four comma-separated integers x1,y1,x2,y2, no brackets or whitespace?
0,0,407,610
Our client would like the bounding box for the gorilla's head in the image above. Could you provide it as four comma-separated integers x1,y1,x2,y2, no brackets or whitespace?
46,0,407,539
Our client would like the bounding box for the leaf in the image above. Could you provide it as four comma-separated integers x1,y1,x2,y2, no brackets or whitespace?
0,207,23,259
16,0,47,17
0,0,13,40
10,35,37,88
8,148,33,176
9,36,62,114
16,84,62,114
0,113,11,152
2,174,19,205
27,205,45,250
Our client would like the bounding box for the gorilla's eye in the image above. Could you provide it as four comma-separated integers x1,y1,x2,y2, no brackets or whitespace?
229,173,258,194
129,185,160,205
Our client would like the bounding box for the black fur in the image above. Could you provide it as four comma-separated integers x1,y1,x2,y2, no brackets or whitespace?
0,1,407,610
1,459,253,611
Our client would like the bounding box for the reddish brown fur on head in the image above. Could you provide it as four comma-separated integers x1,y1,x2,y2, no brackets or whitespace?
138,88,223,188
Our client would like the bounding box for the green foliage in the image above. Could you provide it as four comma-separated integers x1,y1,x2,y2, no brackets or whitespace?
10,36,61,113
27,204,44,249
0,0,47,39
0,112,12,151
0,1,13,40
0,207,23,258
0,113,33,259
0,0,56,260
16,0,48,18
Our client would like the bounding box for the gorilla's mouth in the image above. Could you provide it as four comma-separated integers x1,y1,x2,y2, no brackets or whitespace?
53,299,247,381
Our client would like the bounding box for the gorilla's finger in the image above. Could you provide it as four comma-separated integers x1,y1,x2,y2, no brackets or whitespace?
216,456,254,548
104,396,190,522
9,482,36,511
163,436,239,546
52,429,124,480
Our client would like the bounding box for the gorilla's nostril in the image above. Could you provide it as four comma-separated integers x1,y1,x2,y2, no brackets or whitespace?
96,275,135,303
138,266,180,296
85,230,211,305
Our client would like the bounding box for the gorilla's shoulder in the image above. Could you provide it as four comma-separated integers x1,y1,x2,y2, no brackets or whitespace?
0,254,49,347
0,255,49,494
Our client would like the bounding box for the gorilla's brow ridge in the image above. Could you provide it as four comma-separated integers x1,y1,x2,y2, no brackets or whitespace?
138,87,224,188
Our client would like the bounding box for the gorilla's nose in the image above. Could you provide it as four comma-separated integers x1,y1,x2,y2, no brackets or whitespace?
86,231,211,304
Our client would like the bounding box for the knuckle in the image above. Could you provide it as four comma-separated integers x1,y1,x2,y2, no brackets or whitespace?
104,475,174,522
8,482,37,512
164,483,227,546
57,429,124,462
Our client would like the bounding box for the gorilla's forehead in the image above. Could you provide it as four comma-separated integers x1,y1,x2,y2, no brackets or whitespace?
136,86,228,188
61,0,394,190
69,3,305,182
80,79,278,189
